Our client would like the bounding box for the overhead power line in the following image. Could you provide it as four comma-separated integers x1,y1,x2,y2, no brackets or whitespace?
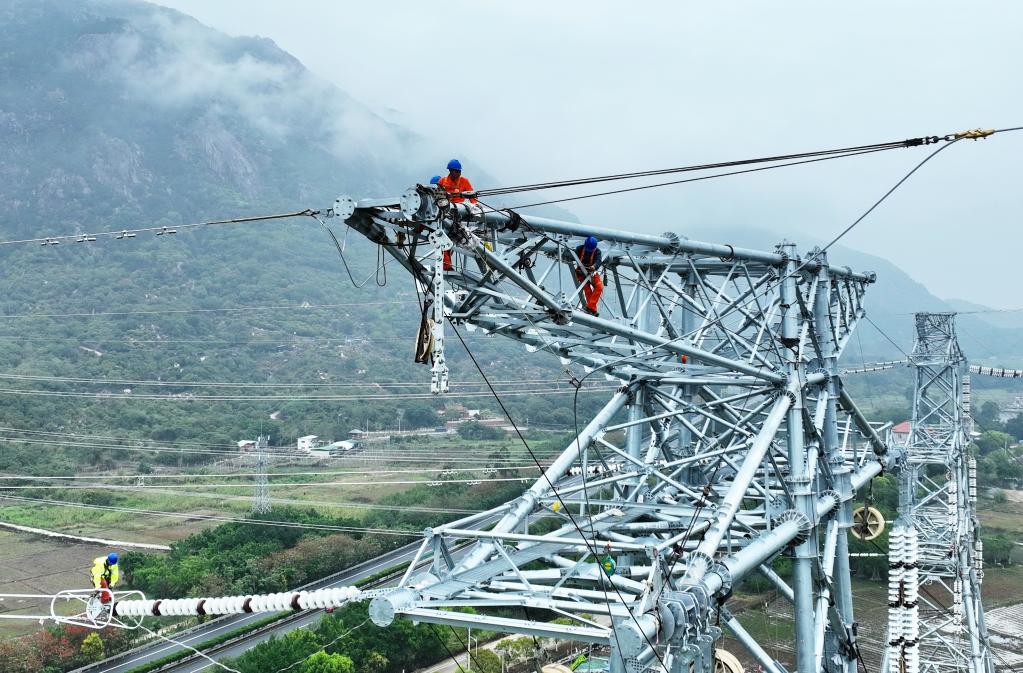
473,128,1005,200
0,300,415,320
0,372,584,389
0,475,537,490
0,209,319,248
0,385,617,402
0,464,538,481
0,494,422,536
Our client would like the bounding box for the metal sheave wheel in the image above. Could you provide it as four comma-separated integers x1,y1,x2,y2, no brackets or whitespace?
714,648,744,673
850,506,886,541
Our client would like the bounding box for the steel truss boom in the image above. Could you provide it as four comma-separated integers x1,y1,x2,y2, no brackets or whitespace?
883,313,994,673
317,186,893,673
18,190,891,673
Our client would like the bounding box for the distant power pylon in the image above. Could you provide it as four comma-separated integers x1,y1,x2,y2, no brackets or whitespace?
252,435,271,515
883,313,993,673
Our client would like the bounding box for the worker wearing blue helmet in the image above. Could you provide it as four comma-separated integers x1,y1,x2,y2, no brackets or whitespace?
437,159,476,271
91,552,120,602
575,236,603,316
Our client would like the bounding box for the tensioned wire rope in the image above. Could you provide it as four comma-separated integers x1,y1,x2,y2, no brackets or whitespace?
471,125,1023,350
0,385,617,402
0,300,414,319
467,133,979,387
0,487,488,515
471,132,968,198
0,475,556,490
0,465,543,481
0,372,597,389
0,441,562,464
0,493,424,536
0,434,557,457
0,444,536,465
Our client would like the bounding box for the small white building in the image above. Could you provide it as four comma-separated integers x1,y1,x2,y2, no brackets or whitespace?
321,440,356,453
237,440,256,451
297,435,319,453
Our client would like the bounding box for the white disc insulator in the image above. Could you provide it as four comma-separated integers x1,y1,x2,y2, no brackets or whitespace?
850,506,886,540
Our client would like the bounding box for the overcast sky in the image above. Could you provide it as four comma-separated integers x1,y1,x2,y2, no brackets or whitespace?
155,1,1022,309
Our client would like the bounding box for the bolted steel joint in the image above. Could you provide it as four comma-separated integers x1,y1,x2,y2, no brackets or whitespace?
661,231,683,254
368,588,416,627
774,509,813,546
709,562,733,597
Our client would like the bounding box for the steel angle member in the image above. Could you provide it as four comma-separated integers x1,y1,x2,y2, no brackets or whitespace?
428,228,453,251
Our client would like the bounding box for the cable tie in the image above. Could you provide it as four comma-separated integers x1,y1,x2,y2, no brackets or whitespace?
155,226,178,236
115,230,137,239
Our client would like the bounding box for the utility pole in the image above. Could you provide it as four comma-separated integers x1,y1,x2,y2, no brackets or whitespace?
251,434,271,515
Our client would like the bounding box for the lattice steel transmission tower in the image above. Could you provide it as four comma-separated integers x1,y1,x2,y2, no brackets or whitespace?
322,186,894,673
883,313,993,673
252,434,272,515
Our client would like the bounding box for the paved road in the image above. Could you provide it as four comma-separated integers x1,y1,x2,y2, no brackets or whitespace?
88,540,426,673
87,506,508,673
85,474,586,673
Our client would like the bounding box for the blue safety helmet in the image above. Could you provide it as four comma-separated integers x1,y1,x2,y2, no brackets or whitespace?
447,159,462,171
107,552,119,565
429,175,441,184
584,236,598,251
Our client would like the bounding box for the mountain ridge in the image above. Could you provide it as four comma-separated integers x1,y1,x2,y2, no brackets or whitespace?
0,0,1019,462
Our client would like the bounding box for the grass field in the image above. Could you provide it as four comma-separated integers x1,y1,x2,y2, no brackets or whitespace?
0,437,534,637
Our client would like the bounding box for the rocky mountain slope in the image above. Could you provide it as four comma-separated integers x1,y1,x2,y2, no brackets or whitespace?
0,0,1017,470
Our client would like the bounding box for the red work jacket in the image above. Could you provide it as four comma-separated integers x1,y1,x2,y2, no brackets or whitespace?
438,175,477,204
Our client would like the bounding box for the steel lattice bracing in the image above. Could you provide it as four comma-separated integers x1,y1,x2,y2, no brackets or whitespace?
252,434,272,515
321,187,893,673
883,313,993,673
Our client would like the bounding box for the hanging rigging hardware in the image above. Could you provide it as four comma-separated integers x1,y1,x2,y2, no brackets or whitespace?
953,128,995,140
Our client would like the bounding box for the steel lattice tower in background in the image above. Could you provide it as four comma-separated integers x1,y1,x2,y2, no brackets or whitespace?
252,434,272,515
883,313,993,673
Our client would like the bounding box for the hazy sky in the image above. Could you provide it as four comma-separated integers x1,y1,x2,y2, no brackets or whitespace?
156,1,1022,308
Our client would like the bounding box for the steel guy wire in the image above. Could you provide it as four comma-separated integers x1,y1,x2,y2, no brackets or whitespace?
0,385,617,402
274,618,371,673
0,209,319,247
0,475,541,489
0,300,416,320
0,465,540,481
138,624,242,673
502,146,895,210
474,134,949,197
0,372,590,389
863,316,911,359
0,494,423,536
0,437,561,461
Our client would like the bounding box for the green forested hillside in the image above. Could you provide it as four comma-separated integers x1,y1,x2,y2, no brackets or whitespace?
0,0,1019,479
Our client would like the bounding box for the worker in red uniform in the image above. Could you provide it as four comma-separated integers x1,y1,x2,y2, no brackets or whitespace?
575,236,604,316
437,160,476,271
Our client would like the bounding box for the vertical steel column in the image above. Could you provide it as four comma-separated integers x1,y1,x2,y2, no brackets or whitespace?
814,256,857,673
781,244,816,673
888,313,994,673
